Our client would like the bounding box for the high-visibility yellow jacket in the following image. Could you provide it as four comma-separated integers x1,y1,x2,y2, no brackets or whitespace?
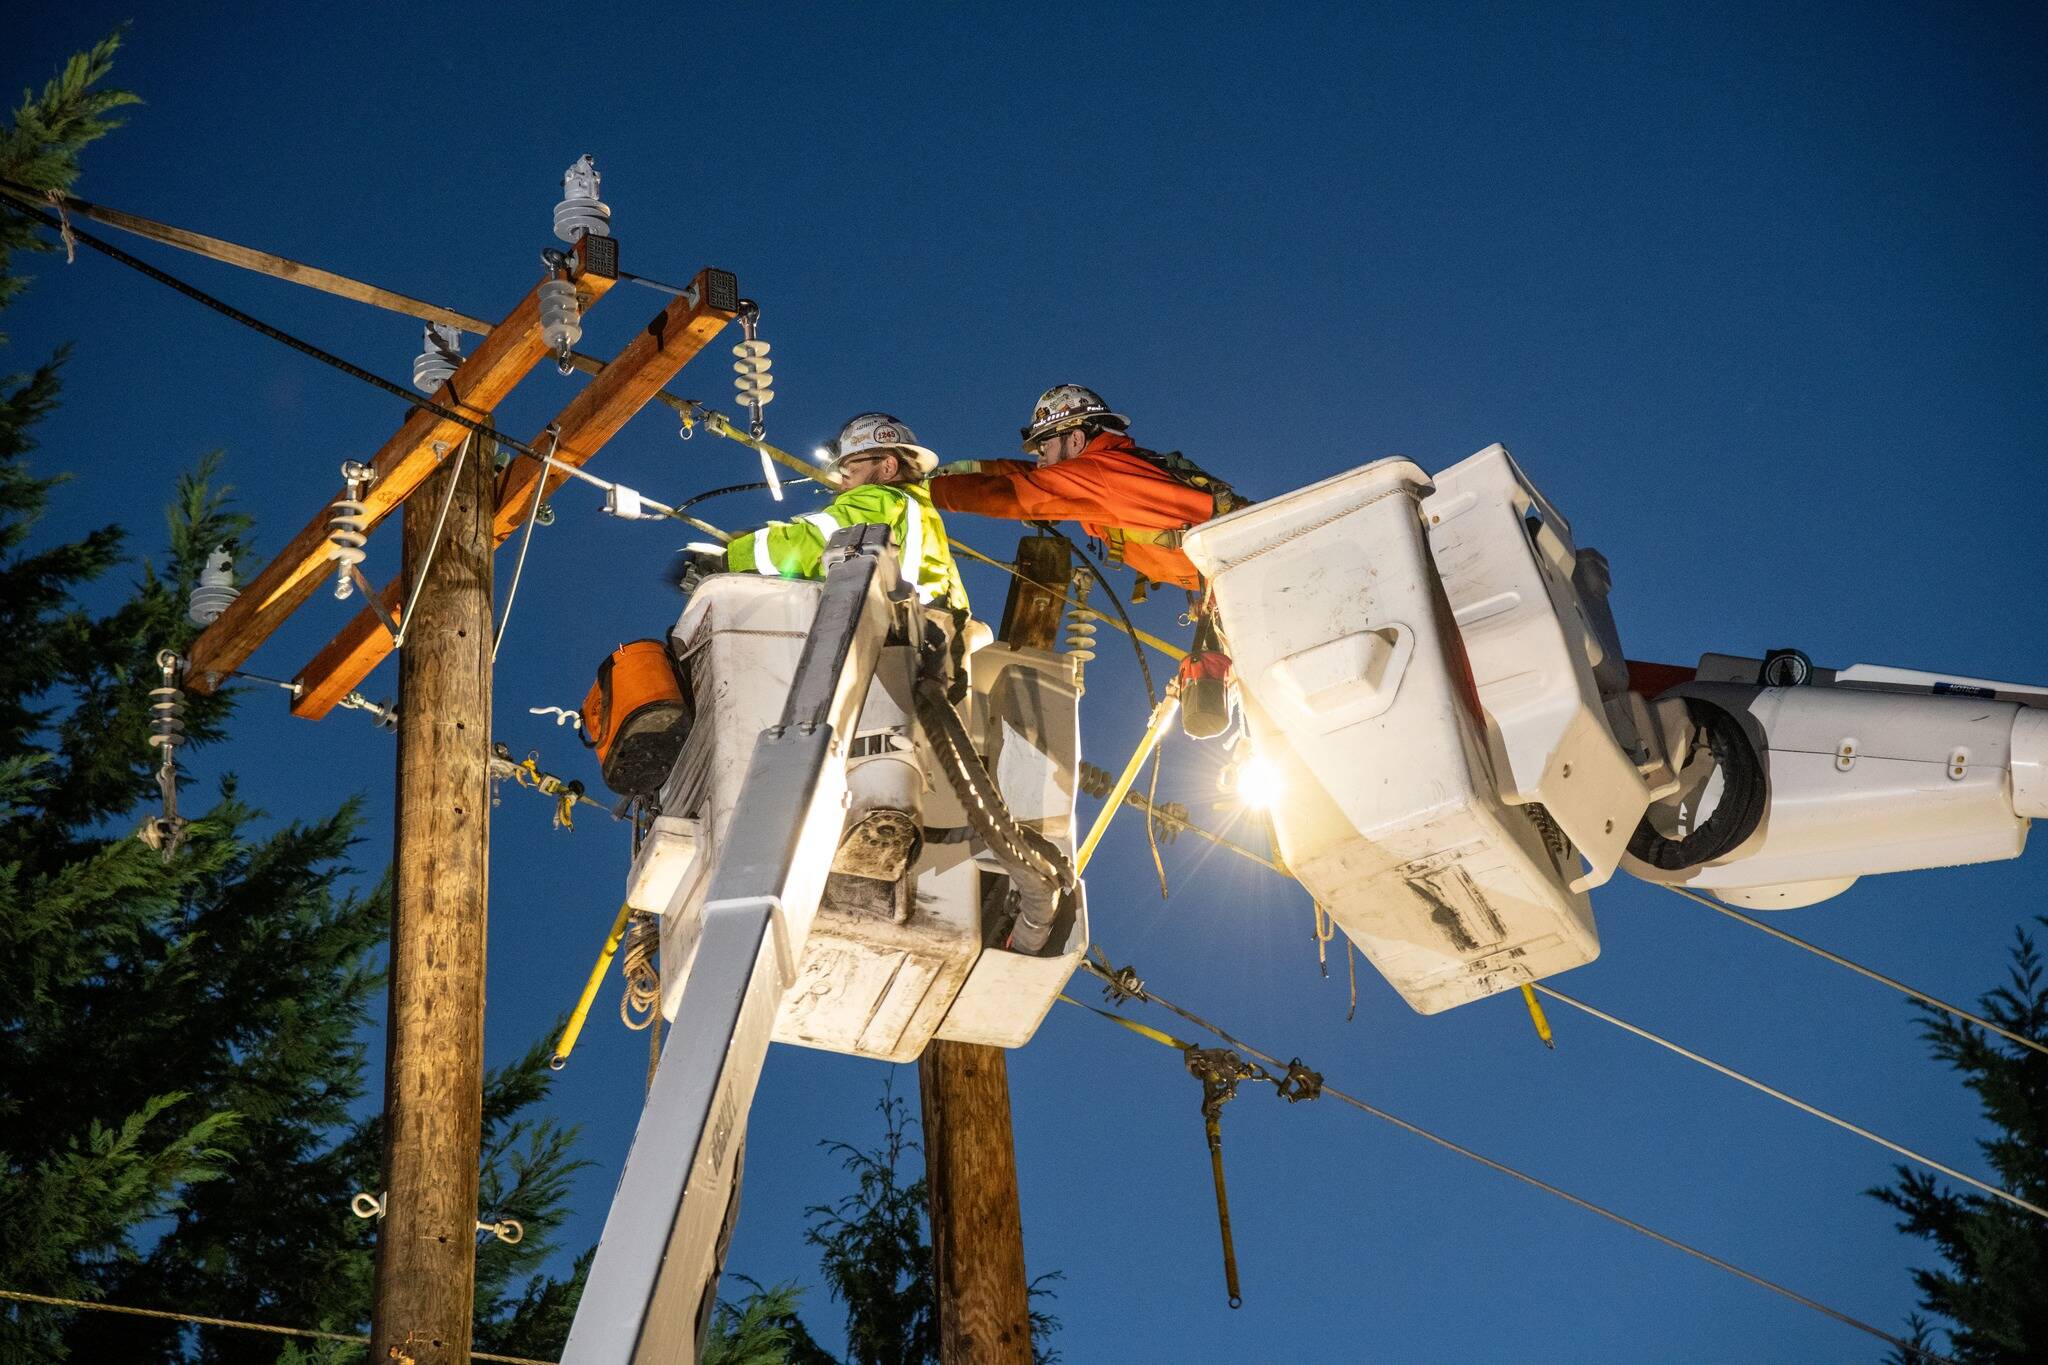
725,479,969,612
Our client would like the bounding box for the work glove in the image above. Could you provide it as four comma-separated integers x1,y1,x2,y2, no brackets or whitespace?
666,546,727,594
930,460,986,478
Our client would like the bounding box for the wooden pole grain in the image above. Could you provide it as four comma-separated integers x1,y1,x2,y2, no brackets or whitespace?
919,532,1071,1364
369,438,494,1365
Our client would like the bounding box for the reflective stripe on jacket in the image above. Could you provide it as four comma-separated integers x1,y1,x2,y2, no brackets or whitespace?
725,479,969,612
927,431,1215,589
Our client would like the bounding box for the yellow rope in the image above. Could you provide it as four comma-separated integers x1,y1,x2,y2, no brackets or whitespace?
0,1288,555,1365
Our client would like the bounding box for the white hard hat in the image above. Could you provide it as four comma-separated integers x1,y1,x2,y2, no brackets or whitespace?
1020,384,1128,449
833,412,938,476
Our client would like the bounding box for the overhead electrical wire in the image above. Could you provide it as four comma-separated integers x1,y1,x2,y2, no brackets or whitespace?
0,176,702,416
1069,959,1958,1365
0,1288,556,1365
0,197,553,464
1077,789,2036,1217
1661,883,2048,1059
1532,983,2045,1220
1,184,1193,676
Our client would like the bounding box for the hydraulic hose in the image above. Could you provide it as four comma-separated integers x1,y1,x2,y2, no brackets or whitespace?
913,678,1075,952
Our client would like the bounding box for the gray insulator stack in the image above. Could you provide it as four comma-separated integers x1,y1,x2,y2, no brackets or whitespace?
187,546,239,626
1063,568,1097,694
412,321,463,395
538,278,582,374
148,680,186,758
553,154,611,243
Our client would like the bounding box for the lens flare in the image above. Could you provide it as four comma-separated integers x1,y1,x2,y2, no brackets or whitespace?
1236,756,1283,808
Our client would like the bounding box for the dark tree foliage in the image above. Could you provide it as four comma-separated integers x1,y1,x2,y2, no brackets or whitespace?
0,35,589,1363
737,1080,1056,1365
1872,919,2048,1365
805,1085,939,1365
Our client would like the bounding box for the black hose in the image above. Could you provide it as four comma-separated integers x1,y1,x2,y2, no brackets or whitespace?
675,477,817,512
1046,525,1171,897
1626,698,1769,871
913,678,1074,951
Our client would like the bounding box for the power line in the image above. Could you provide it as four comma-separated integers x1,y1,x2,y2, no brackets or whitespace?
7,186,1191,679
0,176,706,417
1071,958,1958,1365
0,196,549,463
0,1288,555,1365
1661,884,2048,1059
1532,983,2046,1219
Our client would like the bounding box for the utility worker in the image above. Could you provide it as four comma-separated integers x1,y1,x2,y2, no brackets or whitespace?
929,385,1245,734
685,411,969,616
676,412,970,881
929,385,1243,594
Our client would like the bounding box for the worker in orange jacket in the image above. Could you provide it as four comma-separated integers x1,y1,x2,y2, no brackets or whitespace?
929,385,1245,735
929,384,1242,592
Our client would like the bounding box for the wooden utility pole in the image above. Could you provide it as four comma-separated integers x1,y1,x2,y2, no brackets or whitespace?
369,437,495,1365
920,533,1072,1365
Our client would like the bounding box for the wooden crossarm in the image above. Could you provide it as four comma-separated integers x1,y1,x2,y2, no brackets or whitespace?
185,235,617,695
492,268,740,540
289,268,740,720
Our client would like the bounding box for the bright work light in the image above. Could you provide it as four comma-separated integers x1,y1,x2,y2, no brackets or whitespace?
1235,755,1283,808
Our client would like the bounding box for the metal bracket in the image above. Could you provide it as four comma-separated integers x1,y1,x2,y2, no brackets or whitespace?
347,562,402,640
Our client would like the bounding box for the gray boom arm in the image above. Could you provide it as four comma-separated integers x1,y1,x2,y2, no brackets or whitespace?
562,527,910,1364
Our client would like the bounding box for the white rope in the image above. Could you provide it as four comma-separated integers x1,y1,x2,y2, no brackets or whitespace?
1534,984,2047,1220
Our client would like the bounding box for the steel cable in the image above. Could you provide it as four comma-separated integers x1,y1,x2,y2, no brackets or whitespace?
1662,884,2048,1059
1533,983,2046,1219
0,1288,555,1365
0,197,551,462
1072,960,1957,1365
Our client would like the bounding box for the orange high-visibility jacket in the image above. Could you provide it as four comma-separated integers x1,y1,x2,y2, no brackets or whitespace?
928,431,1216,589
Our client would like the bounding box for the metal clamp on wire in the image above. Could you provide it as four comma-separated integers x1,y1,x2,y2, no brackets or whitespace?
1098,963,1148,1006
1275,1057,1324,1104
136,650,191,863
1185,1046,1263,1309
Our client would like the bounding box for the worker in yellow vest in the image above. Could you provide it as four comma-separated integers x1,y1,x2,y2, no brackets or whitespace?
708,412,968,612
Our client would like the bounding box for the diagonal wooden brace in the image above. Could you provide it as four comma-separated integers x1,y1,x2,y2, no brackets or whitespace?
185,234,617,695
290,268,740,720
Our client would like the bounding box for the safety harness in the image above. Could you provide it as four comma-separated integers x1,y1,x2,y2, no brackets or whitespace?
1097,443,1250,571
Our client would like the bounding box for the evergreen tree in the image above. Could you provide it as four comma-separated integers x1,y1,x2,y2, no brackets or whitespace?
792,1081,1060,1365
1871,919,2048,1364
0,35,589,1363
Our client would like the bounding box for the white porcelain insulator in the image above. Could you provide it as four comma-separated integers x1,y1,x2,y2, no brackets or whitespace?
187,546,239,626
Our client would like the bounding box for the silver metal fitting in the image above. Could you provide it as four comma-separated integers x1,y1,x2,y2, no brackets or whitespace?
554,154,612,243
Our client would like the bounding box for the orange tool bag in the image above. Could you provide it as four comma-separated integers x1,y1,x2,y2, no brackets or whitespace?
581,640,693,798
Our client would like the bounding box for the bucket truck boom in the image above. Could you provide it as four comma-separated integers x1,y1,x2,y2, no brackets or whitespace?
564,524,1087,1363
561,525,907,1363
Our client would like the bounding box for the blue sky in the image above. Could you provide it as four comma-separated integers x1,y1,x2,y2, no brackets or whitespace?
12,3,2048,1359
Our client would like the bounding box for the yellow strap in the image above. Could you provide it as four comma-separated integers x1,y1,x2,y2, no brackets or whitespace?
1057,994,1190,1051
550,901,635,1069
1520,982,1556,1049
